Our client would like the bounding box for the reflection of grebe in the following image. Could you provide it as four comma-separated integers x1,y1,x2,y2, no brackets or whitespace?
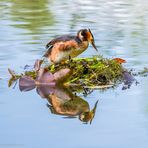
18,59,98,123
37,85,98,124
19,77,98,123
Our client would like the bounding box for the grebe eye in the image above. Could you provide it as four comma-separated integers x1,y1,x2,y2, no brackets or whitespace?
81,30,87,36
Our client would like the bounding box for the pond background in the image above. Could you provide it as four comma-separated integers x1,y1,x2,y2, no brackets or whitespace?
0,0,148,147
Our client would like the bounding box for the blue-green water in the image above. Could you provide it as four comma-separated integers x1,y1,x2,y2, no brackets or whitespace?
0,0,148,147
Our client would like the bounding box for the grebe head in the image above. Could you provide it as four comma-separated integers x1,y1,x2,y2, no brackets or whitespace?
77,29,98,51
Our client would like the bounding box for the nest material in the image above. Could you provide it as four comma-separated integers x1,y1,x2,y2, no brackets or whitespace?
48,56,124,87
8,56,124,88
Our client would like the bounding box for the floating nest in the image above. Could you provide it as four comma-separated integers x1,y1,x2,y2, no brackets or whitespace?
47,56,124,87
8,56,125,88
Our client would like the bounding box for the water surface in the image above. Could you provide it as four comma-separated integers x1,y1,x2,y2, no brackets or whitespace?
0,0,148,148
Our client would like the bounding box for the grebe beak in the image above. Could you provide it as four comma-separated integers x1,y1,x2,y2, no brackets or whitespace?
91,40,98,52
88,29,98,52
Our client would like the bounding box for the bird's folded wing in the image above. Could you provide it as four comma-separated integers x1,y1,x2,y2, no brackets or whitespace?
45,35,76,49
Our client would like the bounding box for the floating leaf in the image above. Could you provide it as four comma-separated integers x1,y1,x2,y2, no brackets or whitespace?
113,58,126,64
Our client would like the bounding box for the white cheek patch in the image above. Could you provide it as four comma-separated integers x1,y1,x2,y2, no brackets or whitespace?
79,32,84,41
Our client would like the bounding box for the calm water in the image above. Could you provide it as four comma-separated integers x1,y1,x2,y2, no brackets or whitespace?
0,0,148,147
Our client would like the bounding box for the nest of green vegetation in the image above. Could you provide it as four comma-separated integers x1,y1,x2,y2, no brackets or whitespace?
47,56,124,87
8,56,125,88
